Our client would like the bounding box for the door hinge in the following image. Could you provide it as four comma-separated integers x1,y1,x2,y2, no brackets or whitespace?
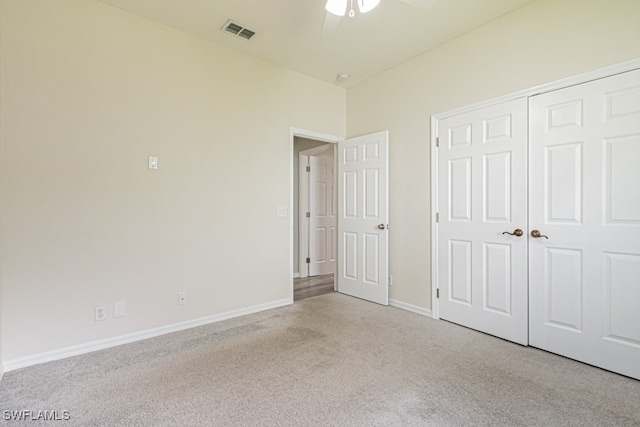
306,212,310,218
306,257,310,264
306,166,311,172
436,288,440,299
436,212,440,223
436,136,440,148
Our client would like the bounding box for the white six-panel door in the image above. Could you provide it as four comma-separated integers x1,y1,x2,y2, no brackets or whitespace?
338,131,389,305
309,154,336,276
437,98,529,345
528,69,640,379
436,68,640,380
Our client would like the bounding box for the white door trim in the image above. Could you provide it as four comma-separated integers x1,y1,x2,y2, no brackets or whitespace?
431,57,640,318
430,115,439,319
434,58,640,122
290,128,342,302
298,152,311,278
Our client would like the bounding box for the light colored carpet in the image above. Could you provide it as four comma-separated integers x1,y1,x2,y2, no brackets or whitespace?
1,293,639,426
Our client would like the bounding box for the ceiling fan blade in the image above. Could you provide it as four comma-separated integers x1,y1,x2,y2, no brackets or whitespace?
322,12,342,36
399,0,438,10
325,0,348,16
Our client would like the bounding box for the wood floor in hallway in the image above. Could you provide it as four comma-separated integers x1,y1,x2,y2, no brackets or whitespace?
294,274,334,301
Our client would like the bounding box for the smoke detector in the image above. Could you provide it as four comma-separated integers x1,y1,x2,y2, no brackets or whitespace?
336,73,350,83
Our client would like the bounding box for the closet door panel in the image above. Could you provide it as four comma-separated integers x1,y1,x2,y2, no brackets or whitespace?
437,98,528,345
529,68,640,380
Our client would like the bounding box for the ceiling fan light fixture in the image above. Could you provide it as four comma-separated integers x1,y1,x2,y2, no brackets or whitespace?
357,0,380,14
325,0,348,16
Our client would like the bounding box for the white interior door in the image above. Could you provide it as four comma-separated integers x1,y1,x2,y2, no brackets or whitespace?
337,131,389,305
437,98,529,345
529,69,640,380
309,153,336,276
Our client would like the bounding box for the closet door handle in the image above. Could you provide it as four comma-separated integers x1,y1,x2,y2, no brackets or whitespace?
502,229,523,237
531,230,548,239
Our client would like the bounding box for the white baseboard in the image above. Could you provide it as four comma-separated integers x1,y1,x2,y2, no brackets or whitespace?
3,298,292,373
389,298,432,317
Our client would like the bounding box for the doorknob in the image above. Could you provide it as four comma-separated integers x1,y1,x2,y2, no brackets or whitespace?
377,224,388,230
531,230,549,239
502,229,523,237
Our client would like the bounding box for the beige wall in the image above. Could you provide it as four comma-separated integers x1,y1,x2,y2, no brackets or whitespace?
347,0,640,310
0,0,346,362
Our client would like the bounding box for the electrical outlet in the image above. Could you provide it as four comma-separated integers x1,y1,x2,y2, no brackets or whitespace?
388,275,393,286
114,301,126,318
94,305,106,321
178,291,187,305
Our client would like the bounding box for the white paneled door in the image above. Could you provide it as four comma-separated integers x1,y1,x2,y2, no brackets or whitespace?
529,69,640,380
309,154,335,276
436,68,640,379
437,98,529,345
338,131,389,305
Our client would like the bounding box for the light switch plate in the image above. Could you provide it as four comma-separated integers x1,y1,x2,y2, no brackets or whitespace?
114,301,126,318
148,156,158,170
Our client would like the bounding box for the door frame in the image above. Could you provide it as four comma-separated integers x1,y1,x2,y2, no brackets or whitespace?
290,128,342,302
298,144,335,278
431,57,640,318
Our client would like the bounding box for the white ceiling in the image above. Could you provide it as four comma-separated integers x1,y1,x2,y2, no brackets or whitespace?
98,0,533,87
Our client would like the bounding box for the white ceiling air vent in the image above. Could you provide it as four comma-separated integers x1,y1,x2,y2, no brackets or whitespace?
221,20,256,40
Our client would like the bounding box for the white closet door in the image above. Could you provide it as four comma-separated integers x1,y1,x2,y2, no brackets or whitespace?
529,69,640,380
437,98,528,345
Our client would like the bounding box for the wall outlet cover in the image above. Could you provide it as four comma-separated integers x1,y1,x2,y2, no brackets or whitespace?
178,291,187,305
94,305,106,321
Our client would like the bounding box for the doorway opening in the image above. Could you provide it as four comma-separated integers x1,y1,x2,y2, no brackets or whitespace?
293,137,336,300
290,128,390,305
290,129,341,302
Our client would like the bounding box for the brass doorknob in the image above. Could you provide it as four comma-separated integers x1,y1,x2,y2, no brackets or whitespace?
502,229,523,237
378,224,387,230
531,230,548,239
